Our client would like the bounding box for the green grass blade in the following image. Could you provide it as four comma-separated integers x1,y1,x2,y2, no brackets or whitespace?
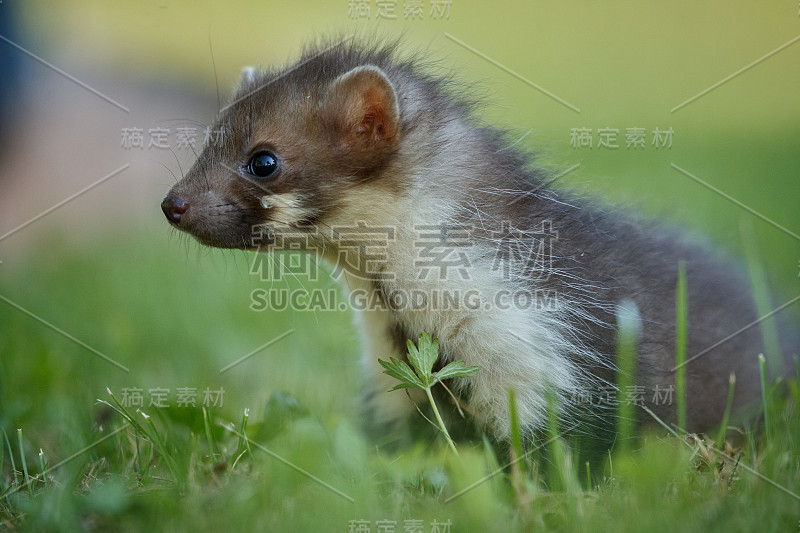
235,408,252,462
137,410,181,487
16,429,31,496
202,406,216,461
508,388,524,469
38,449,47,486
675,261,688,431
545,390,581,497
3,430,18,489
101,388,152,441
715,373,736,450
758,354,770,443
101,388,158,483
134,417,143,483
616,299,641,453
545,390,562,490
740,219,784,377
0,428,4,491
585,461,591,491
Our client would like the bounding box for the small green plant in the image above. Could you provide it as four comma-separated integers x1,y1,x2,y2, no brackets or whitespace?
378,332,480,455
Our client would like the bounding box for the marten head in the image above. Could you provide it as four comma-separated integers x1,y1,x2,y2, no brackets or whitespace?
161,42,404,251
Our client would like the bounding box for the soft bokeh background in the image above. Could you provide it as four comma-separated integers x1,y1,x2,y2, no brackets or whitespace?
0,0,798,528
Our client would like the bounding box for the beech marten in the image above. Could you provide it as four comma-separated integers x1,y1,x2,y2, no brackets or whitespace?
161,36,795,444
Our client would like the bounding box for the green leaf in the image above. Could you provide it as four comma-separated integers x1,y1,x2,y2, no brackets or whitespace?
424,339,439,373
406,332,439,385
405,338,424,376
433,360,481,382
389,382,422,391
378,357,425,390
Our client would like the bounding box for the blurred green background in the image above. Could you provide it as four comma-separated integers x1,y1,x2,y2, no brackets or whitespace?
0,0,799,529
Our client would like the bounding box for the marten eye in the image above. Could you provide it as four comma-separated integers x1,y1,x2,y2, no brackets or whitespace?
246,152,279,179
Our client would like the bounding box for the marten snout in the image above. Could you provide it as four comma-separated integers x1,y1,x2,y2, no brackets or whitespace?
161,195,189,224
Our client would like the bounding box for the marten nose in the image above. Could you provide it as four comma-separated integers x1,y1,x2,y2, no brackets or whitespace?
161,195,190,223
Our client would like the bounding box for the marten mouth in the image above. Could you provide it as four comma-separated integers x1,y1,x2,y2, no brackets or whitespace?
167,215,266,250
164,211,277,250
161,192,272,250
190,231,256,250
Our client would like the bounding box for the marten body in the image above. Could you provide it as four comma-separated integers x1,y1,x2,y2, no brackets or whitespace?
162,37,793,443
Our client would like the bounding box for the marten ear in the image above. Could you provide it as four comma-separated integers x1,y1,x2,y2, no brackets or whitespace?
322,65,400,161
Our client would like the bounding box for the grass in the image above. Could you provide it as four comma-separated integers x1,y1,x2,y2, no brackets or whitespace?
0,233,799,532
2,1,798,528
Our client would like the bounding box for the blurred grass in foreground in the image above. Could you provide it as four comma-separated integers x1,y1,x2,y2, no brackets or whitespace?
0,231,799,531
